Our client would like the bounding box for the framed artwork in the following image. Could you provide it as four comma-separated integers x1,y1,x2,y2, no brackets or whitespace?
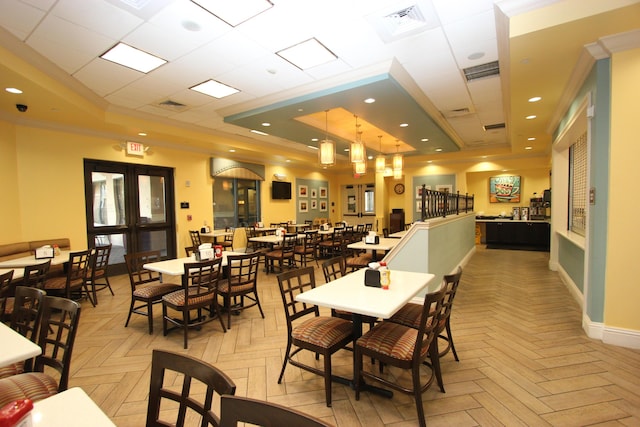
311,200,317,209
299,200,308,212
319,200,327,212
416,201,422,212
415,185,431,199
436,184,452,193
298,185,308,197
310,188,317,198
319,187,327,198
490,175,521,203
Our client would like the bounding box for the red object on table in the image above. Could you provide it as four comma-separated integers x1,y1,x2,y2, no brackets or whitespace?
0,399,33,427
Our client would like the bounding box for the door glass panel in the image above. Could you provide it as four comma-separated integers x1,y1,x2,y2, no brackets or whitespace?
94,233,126,264
92,172,125,226
345,186,357,214
364,189,375,213
138,175,166,223
139,230,168,256
213,178,235,229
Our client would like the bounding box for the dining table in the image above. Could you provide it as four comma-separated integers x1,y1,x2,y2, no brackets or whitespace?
143,251,246,278
29,387,115,426
0,251,71,269
248,233,305,246
296,267,437,397
200,229,233,243
0,268,24,281
347,237,400,261
0,322,41,368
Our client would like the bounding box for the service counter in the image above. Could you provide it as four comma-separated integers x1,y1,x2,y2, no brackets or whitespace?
476,218,550,251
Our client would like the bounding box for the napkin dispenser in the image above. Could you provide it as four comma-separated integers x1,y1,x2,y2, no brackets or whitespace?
195,243,214,261
364,232,379,244
35,245,54,259
364,268,381,287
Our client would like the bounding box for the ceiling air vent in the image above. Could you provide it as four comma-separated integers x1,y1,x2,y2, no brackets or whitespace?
155,99,188,111
368,2,439,43
483,123,506,131
463,61,500,81
443,107,473,118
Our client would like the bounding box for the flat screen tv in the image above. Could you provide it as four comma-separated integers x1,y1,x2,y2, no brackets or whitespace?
271,181,292,200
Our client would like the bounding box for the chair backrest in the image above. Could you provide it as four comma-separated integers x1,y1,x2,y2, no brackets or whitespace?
0,269,14,318
364,223,373,232
89,244,111,281
10,286,47,343
276,267,319,328
226,252,259,289
125,250,162,290
22,260,51,289
219,395,332,427
189,230,202,247
321,256,345,283
413,286,447,362
185,246,195,257
146,349,236,427
66,249,92,287
182,258,223,299
280,233,297,255
439,266,463,327
382,228,390,238
224,227,235,243
34,296,81,392
303,229,320,248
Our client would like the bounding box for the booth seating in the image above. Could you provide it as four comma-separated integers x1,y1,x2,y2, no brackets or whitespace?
0,238,71,279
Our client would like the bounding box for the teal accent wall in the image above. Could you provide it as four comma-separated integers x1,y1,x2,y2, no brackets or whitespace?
558,235,585,293
411,174,456,222
295,178,329,224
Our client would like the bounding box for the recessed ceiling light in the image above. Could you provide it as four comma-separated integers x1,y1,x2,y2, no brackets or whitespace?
190,79,239,98
344,148,350,152
277,38,337,70
400,123,408,127
229,149,236,152
427,160,433,163
435,148,443,152
311,138,318,142
528,96,542,102
421,138,429,142
527,137,536,141
526,115,537,120
364,98,376,104
138,132,147,136
525,146,533,150
286,159,291,162
5,87,22,94
307,145,318,150
482,156,488,159
261,122,271,126
250,129,268,136
367,155,373,160
191,0,273,27
100,42,166,73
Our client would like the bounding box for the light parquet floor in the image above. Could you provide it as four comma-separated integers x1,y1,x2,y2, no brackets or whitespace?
67,247,640,426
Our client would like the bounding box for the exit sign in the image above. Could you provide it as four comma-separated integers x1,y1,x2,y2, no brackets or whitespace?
126,141,145,156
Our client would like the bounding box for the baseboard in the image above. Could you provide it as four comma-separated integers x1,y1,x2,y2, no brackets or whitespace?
582,314,640,349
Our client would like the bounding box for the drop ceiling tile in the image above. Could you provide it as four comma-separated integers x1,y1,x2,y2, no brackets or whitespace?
73,57,142,97
51,0,142,40
0,0,47,40
19,0,56,10
468,76,502,104
432,0,495,25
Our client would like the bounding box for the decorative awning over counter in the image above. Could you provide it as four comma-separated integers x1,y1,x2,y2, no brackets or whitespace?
210,158,265,181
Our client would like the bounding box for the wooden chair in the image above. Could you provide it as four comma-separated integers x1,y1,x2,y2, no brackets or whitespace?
264,233,297,274
218,252,263,329
0,269,14,322
354,286,447,427
276,266,353,407
318,227,344,258
0,286,47,378
44,249,93,305
87,244,113,305
220,395,332,427
382,228,390,238
294,229,320,267
22,260,51,289
221,227,235,251
124,250,181,334
185,246,195,257
189,230,202,248
146,349,236,427
0,296,81,408
389,267,463,391
162,257,226,349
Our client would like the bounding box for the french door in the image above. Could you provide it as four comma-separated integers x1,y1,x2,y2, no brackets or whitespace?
84,159,176,274
342,183,375,226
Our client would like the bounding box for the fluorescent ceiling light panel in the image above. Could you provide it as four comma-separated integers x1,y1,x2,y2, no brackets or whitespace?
190,79,239,98
191,0,273,26
100,43,166,73
277,38,337,70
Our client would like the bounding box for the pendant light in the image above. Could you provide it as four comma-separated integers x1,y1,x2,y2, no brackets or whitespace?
349,115,366,164
375,135,386,173
354,156,367,175
319,110,335,166
393,142,403,179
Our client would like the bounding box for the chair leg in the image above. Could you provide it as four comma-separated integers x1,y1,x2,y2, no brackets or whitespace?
147,301,154,334
323,352,332,407
125,300,135,327
183,308,189,349
430,339,445,393
278,340,293,384
412,365,427,427
354,347,362,400
446,321,459,361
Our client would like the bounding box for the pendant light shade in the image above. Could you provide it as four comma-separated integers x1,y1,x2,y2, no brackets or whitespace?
393,142,403,179
349,116,366,164
319,110,335,166
354,159,366,175
375,135,386,173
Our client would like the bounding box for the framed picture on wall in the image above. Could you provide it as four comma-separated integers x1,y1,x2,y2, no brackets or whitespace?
311,200,317,209
299,200,308,212
319,200,327,212
436,184,452,193
298,185,308,197
310,188,317,198
490,175,521,203
415,185,431,198
319,187,327,198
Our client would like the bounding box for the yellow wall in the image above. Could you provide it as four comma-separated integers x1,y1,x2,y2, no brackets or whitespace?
605,47,640,330
0,121,21,243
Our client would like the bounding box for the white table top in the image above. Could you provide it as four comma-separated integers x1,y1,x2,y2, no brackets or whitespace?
0,322,41,368
248,234,304,244
296,268,436,319
0,250,71,269
143,251,245,276
200,229,232,238
31,387,115,426
0,268,24,281
347,238,400,252
388,230,407,238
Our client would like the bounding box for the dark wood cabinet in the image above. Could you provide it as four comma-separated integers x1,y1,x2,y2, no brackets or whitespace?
484,221,550,251
389,211,405,234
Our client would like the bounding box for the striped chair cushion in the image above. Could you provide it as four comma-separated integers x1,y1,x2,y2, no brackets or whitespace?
0,372,58,408
133,283,180,299
356,321,425,362
162,289,213,306
2,298,14,316
388,303,422,328
43,276,68,290
0,362,24,379
292,316,352,348
346,254,372,268
218,282,253,294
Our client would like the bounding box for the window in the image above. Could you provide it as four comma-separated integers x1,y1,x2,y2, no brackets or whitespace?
569,132,587,236
213,178,260,229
